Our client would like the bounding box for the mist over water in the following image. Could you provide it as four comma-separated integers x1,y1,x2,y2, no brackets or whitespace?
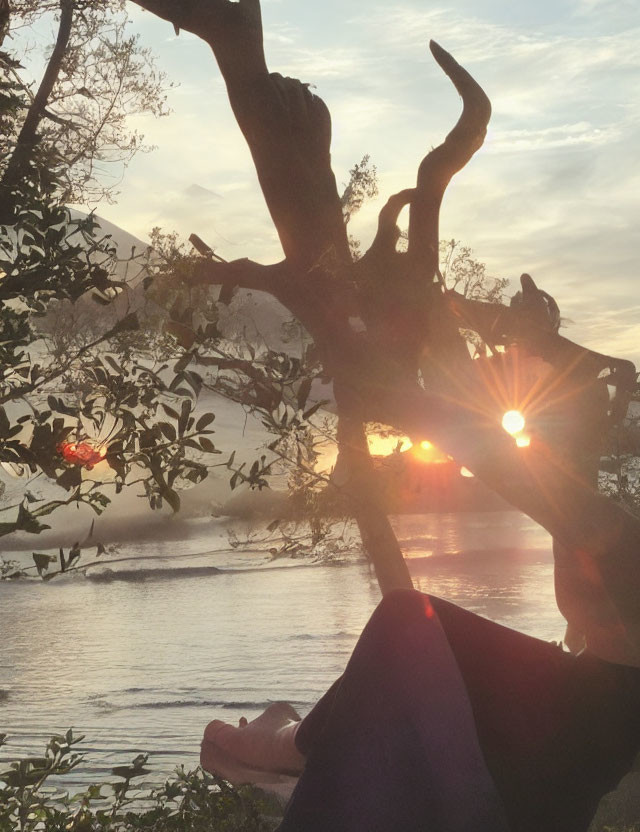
0,511,561,787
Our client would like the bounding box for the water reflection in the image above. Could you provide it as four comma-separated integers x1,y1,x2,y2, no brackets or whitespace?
1,511,564,786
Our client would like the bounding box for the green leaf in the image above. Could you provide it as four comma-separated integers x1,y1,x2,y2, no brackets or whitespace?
182,438,202,451
111,763,150,780
16,503,49,534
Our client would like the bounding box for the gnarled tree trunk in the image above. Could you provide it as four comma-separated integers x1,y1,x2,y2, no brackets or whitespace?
129,2,639,632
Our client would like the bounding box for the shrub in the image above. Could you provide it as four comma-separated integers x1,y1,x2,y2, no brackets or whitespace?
0,731,282,831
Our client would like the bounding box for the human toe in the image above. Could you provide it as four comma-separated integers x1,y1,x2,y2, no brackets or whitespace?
203,719,236,746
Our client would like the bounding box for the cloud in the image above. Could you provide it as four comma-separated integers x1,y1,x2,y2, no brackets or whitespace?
488,122,622,152
573,0,640,30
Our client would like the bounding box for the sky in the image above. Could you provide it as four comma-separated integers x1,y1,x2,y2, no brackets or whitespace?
91,0,639,367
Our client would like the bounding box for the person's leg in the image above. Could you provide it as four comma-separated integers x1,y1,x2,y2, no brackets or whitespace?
290,590,640,832
202,588,640,831
424,596,640,832
286,590,640,832
278,589,510,832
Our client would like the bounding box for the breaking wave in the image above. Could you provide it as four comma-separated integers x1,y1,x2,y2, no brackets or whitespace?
91,697,307,712
86,565,224,582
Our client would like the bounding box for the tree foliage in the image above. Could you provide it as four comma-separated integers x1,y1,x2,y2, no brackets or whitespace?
0,2,223,544
2,0,171,208
2,0,639,605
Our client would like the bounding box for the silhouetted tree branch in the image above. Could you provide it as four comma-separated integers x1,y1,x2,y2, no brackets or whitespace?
130,0,639,610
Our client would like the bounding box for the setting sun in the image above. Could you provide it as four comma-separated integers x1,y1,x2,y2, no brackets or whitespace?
502,410,526,435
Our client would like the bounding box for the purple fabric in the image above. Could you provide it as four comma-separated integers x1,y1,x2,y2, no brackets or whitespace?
280,590,640,832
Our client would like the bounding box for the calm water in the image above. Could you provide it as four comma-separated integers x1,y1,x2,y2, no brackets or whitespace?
0,511,562,786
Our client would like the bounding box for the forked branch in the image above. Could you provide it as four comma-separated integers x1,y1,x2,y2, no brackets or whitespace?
128,1,640,609
367,188,415,254
408,40,491,278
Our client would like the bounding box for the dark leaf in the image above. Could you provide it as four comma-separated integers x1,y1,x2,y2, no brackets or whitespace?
57,466,82,491
199,437,218,453
303,400,327,420
196,412,215,432
297,378,313,411
159,422,176,442
161,404,180,421
32,552,55,576
178,399,191,435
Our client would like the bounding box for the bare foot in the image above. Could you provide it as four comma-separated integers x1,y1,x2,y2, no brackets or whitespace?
203,702,305,775
200,740,299,803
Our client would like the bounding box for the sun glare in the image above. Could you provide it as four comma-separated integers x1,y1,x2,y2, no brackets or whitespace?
367,434,412,456
502,410,525,435
516,435,531,448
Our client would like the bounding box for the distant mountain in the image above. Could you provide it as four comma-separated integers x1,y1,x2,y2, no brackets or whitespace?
78,211,151,274
66,211,300,352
